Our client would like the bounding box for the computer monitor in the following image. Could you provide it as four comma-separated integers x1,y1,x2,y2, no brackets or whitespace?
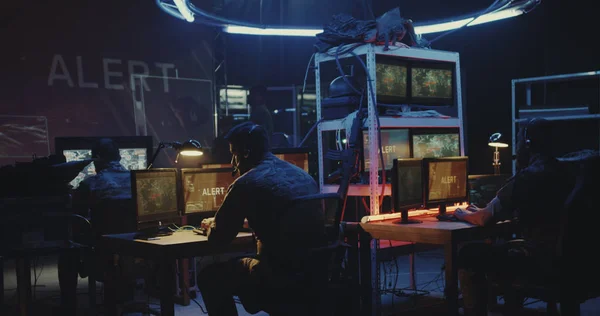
131,169,180,225
272,148,310,172
392,158,424,224
55,136,153,189
62,148,149,188
363,129,410,171
376,56,408,104
411,130,460,159
423,157,469,214
180,168,235,215
410,61,454,106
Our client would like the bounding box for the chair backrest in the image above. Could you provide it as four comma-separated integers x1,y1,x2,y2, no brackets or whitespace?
559,155,599,287
271,132,291,148
290,193,343,239
90,197,137,241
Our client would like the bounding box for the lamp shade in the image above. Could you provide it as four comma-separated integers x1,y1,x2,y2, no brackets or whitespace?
179,140,204,156
488,133,509,148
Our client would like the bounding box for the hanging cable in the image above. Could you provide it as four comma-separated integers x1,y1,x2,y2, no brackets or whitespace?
428,0,506,44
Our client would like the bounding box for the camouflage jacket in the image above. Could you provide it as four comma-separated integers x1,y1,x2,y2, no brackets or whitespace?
75,161,132,212
208,153,320,256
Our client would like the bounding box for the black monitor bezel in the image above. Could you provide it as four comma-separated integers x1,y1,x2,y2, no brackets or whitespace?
55,136,153,167
375,55,410,104
361,128,411,172
131,168,181,224
410,128,461,159
272,149,310,172
422,156,469,208
179,167,235,216
392,158,424,211
409,60,456,107
374,56,456,107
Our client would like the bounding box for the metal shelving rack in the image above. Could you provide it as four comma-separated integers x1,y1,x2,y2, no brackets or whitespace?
315,44,465,315
315,44,466,214
511,70,600,173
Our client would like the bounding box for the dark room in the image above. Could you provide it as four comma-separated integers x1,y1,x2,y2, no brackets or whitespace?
1,0,599,315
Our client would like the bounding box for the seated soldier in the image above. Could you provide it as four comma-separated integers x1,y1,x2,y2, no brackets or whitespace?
58,138,132,314
197,122,325,316
454,118,572,315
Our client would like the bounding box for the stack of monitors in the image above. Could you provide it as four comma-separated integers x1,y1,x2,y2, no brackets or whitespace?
55,136,153,189
129,151,309,228
392,156,469,214
375,56,455,107
362,129,460,172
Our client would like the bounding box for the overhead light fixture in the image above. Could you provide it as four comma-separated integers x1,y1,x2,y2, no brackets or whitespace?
224,26,321,37
173,0,194,22
157,0,538,36
222,7,529,36
415,8,524,34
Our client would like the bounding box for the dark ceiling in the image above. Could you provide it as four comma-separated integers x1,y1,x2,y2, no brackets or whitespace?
1,0,598,174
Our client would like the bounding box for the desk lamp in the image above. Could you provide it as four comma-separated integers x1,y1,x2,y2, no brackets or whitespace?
488,133,508,175
147,139,204,169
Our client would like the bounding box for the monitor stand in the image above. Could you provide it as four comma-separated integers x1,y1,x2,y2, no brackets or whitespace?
136,221,173,239
438,203,447,216
396,208,422,224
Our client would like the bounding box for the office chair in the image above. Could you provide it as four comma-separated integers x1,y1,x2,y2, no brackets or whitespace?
258,193,351,316
490,155,600,315
70,198,162,315
271,132,292,148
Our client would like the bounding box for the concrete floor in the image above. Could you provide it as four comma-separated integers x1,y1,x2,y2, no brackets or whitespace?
2,249,600,315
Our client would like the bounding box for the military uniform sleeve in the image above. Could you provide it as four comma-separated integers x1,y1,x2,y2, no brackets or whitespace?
207,182,248,246
489,169,537,221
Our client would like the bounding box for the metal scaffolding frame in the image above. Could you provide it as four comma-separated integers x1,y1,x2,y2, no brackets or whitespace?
511,70,600,173
315,43,465,315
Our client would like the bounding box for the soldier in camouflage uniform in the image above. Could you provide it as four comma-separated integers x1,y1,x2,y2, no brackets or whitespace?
454,118,571,315
59,138,133,314
197,122,324,316
75,138,132,209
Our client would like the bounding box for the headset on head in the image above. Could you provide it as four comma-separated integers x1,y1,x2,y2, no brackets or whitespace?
242,123,259,157
523,117,540,149
232,123,259,177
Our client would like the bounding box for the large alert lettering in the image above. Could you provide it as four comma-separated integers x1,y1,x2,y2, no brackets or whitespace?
203,187,226,196
441,176,457,184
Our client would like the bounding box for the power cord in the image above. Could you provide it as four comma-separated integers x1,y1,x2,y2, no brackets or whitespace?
192,297,208,314
168,224,197,232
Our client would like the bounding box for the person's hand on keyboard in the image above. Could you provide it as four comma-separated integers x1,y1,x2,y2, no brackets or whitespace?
201,217,215,230
454,204,479,221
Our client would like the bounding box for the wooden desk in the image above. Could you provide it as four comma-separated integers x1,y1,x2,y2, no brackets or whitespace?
358,215,513,316
99,231,255,316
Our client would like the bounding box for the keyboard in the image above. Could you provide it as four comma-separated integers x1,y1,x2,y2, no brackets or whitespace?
436,213,459,222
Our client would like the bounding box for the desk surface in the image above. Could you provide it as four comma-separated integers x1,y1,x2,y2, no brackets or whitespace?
104,231,253,245
360,215,512,245
100,231,256,259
